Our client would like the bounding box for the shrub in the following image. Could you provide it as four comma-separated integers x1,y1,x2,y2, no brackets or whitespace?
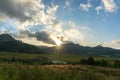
80,59,87,65
114,60,120,67
87,57,95,65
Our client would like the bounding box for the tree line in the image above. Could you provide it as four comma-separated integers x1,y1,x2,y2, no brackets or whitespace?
80,57,120,68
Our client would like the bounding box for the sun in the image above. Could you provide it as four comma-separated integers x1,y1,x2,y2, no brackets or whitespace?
53,37,62,46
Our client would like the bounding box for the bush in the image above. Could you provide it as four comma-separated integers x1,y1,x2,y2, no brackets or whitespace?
80,57,110,67
114,60,120,67
99,59,109,67
87,57,95,65
80,59,87,65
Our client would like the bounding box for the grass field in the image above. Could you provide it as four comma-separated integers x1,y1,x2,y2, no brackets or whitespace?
0,63,120,80
0,52,120,80
0,51,120,63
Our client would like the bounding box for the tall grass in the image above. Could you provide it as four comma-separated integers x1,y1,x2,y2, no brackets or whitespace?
0,63,120,80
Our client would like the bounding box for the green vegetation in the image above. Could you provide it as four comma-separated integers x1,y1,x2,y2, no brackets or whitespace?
0,52,120,65
0,52,120,80
0,64,120,80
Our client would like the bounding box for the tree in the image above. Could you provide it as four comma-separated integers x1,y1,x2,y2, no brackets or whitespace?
11,56,16,61
114,60,120,67
80,59,87,65
87,57,95,65
100,59,109,66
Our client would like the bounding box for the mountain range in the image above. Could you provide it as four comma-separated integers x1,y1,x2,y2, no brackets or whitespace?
0,34,43,53
0,34,120,56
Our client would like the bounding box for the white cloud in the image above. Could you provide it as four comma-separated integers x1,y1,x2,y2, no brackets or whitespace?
65,1,71,8
17,0,59,31
111,40,120,45
102,40,120,49
64,29,84,45
46,5,58,17
46,21,62,35
95,6,103,15
45,20,86,46
0,27,6,34
102,0,118,12
80,26,92,31
62,21,85,45
80,3,92,12
29,1,58,25
64,0,73,11
0,0,59,30
67,21,76,28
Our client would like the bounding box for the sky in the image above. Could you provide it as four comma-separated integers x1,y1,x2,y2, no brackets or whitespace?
0,0,120,49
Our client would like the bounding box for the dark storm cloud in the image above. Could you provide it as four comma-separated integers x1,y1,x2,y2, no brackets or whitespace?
20,30,34,37
0,0,31,21
20,30,55,44
35,31,55,44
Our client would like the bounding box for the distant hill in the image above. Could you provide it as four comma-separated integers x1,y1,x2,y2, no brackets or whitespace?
0,34,44,53
38,42,120,56
0,34,15,42
57,43,120,56
0,34,120,56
